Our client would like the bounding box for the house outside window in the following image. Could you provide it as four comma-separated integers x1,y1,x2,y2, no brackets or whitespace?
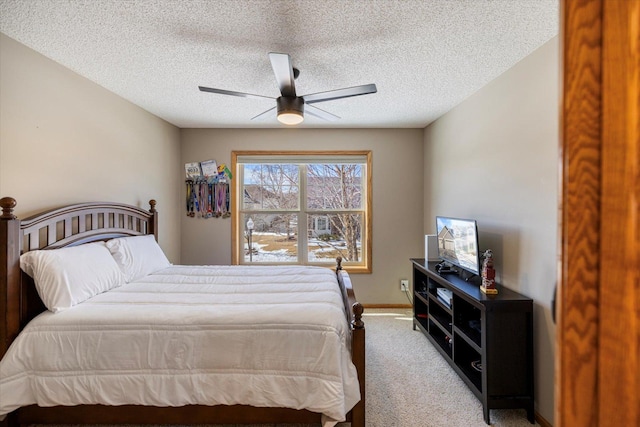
312,216,330,237
232,151,372,273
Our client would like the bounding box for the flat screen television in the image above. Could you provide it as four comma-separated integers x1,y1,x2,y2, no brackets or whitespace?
435,216,480,275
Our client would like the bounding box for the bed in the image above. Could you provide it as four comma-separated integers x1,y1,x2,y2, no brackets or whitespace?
0,197,365,427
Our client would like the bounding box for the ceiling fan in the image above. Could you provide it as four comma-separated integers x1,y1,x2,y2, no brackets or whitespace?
198,52,377,125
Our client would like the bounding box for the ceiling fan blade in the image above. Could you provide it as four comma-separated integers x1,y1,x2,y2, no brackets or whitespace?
302,83,377,104
199,86,274,101
268,52,296,97
250,106,277,121
305,104,340,121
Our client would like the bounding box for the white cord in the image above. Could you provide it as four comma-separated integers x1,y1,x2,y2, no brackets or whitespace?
403,287,413,306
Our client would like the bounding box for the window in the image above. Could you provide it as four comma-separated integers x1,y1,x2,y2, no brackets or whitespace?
232,151,371,273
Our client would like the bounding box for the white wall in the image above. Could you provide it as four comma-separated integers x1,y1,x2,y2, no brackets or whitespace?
180,128,424,305
424,37,559,423
0,33,182,261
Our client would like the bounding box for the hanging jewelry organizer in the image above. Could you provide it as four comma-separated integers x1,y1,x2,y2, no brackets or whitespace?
185,160,232,219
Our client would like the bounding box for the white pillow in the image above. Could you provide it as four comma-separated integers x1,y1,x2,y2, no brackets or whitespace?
105,234,171,282
20,242,126,313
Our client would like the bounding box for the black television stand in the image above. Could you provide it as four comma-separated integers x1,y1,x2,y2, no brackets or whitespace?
411,258,534,424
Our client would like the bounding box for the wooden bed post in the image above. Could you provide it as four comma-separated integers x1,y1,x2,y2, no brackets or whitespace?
148,199,158,241
0,197,20,358
350,302,365,427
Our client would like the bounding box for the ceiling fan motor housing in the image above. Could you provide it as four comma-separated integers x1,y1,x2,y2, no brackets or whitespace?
277,96,304,115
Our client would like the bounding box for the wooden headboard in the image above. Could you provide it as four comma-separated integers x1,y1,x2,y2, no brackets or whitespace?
0,197,158,357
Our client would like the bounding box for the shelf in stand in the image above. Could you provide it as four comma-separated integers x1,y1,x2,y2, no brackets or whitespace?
428,319,452,358
454,326,481,354
455,358,483,394
429,313,452,336
415,291,429,304
459,325,481,347
415,316,428,333
428,292,452,313
454,334,482,393
453,295,482,347
428,297,452,333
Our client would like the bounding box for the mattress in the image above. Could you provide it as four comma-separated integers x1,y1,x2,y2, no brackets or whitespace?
0,265,360,426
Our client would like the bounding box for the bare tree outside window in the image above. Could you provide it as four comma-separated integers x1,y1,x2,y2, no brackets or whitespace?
307,164,362,262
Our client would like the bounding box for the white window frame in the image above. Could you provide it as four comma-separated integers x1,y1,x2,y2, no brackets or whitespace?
231,150,372,273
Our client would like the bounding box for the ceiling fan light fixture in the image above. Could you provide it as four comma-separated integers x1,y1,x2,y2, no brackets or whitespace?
278,112,304,125
276,97,304,125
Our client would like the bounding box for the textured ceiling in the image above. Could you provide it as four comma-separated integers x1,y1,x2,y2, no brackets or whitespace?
0,0,558,128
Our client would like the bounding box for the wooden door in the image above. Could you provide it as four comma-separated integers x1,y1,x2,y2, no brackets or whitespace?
557,0,639,426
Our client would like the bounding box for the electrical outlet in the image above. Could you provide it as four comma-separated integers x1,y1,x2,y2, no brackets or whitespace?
400,279,409,292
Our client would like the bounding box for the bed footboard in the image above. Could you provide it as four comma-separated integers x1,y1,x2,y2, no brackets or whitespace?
336,256,366,427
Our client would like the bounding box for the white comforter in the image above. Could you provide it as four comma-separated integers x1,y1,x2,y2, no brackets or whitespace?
0,265,360,425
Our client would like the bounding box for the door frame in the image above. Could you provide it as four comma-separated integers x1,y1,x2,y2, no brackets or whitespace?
557,0,639,425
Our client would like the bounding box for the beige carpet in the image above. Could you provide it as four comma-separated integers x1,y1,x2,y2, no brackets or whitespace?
360,308,537,426
31,308,539,427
